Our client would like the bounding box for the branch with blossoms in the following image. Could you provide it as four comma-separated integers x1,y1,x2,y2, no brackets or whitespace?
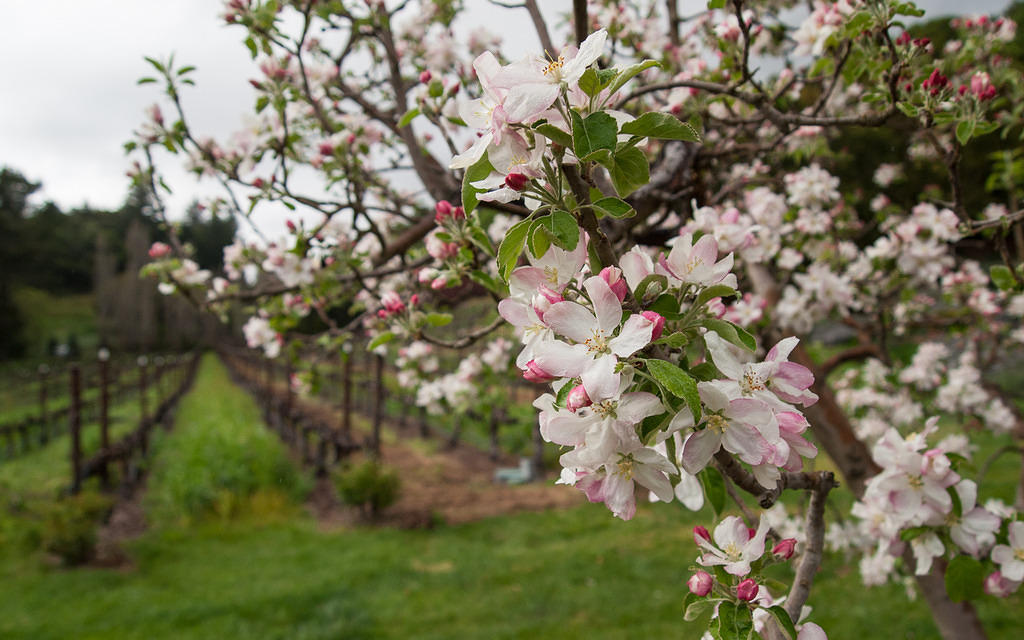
129,1,1024,639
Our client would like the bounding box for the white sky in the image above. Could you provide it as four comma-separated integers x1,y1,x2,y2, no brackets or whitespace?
0,0,1011,225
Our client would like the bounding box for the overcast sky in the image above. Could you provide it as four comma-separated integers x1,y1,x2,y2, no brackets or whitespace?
0,0,1012,224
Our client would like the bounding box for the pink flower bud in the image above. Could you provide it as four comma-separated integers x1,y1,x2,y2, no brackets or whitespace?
693,526,711,544
504,172,529,191
641,311,665,340
984,571,1020,598
599,266,628,302
286,219,297,232
746,527,757,541
419,70,432,83
409,294,419,306
434,200,453,224
523,360,556,383
452,206,465,221
381,291,405,314
687,571,713,597
431,277,447,290
736,579,759,602
148,242,171,259
772,538,797,560
706,297,727,318
566,384,592,412
318,142,334,156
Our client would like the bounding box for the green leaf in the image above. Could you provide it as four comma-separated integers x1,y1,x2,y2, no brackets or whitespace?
527,218,551,259
604,146,650,197
136,77,158,85
244,37,258,58
945,555,985,602
766,606,798,640
683,596,718,622
428,79,444,98
592,196,635,219
425,313,452,327
571,110,617,159
368,331,395,350
704,319,756,351
467,225,496,258
645,360,701,422
634,274,668,301
714,601,753,640
497,219,531,282
606,59,660,97
534,123,572,148
398,107,420,128
649,293,681,318
555,379,575,409
707,0,726,8
699,467,726,516
652,332,691,348
578,68,602,97
461,153,494,214
620,112,702,142
690,362,721,381
540,210,579,251
948,485,963,518
955,120,975,146
899,526,932,542
695,284,738,307
991,265,1017,291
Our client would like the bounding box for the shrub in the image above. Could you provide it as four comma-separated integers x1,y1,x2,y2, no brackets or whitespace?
40,491,113,566
333,459,401,519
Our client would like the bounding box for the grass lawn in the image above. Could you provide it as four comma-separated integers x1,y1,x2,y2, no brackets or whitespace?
0,355,1021,639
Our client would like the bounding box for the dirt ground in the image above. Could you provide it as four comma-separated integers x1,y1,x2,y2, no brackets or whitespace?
308,418,583,529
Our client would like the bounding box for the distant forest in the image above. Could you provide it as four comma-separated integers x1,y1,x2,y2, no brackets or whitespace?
0,167,237,359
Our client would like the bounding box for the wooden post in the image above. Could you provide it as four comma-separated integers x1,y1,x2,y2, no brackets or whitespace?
69,365,82,494
138,357,149,456
418,406,430,439
315,429,328,477
371,354,383,458
98,354,110,486
38,366,49,445
447,413,463,449
342,349,352,437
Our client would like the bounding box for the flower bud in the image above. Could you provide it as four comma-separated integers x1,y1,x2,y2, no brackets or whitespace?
693,526,711,545
599,266,628,302
687,571,713,597
504,172,529,191
984,571,1021,598
772,538,797,560
286,219,297,232
452,205,465,221
523,359,556,384
435,200,453,224
148,242,172,259
736,579,759,602
641,311,665,340
566,384,592,412
381,291,405,314
419,70,432,84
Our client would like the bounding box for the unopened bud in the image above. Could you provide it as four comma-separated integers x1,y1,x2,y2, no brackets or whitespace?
504,172,529,191
736,579,759,602
599,266,628,302
693,526,711,544
772,538,797,560
523,359,556,383
641,311,665,340
435,200,453,224
687,571,713,597
419,70,432,84
566,384,592,412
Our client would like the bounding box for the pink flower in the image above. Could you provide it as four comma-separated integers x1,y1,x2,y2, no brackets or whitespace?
688,571,713,596
697,515,770,576
566,384,592,412
660,233,737,288
599,266,628,302
523,359,557,383
641,311,665,340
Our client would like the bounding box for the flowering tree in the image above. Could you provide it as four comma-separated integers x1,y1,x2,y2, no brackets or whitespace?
131,0,1024,638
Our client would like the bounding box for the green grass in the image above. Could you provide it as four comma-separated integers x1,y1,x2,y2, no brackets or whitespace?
144,354,309,526
10,286,97,363
0,354,1022,639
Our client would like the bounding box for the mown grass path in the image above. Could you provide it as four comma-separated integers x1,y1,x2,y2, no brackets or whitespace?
0,355,1021,639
